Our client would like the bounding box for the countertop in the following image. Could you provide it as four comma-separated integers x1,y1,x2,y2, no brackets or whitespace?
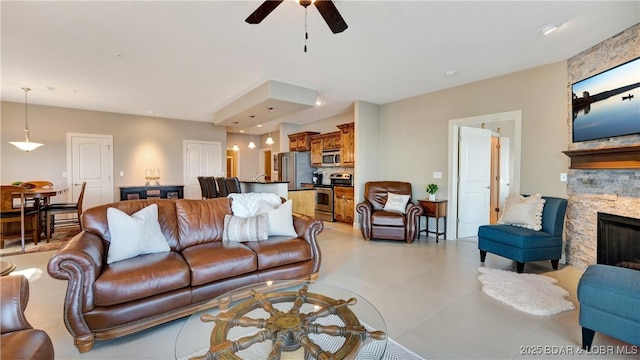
238,180,289,184
289,188,316,192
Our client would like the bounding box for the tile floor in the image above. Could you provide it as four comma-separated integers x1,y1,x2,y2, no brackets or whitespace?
2,221,637,359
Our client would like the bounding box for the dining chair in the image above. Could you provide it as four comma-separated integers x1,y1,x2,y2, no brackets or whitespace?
203,176,218,198
21,180,54,236
224,177,242,195
0,185,39,250
44,182,86,241
215,177,229,197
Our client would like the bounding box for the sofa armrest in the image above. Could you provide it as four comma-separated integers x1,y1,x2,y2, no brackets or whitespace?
0,275,32,334
292,213,324,274
355,200,373,239
46,231,105,341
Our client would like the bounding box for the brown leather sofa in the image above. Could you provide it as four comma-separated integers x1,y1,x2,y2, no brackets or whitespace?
47,198,323,353
356,181,423,243
1,275,55,360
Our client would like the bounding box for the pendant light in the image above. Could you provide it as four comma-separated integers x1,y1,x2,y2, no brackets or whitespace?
9,87,44,152
232,121,240,151
248,115,256,149
265,106,275,145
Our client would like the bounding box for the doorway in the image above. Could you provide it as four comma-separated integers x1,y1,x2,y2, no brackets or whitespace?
260,148,273,181
226,150,238,177
447,110,521,240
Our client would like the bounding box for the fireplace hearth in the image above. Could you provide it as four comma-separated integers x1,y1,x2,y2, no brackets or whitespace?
597,212,640,269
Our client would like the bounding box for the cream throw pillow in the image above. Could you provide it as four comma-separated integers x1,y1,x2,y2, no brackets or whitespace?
223,213,268,242
106,204,170,264
498,193,546,231
265,199,297,237
383,192,410,214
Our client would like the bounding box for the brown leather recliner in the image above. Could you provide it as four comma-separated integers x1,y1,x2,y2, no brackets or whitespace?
1,275,55,360
356,181,423,243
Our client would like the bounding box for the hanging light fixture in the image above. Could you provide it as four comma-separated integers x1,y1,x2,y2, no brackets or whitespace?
232,121,240,151
265,106,274,145
10,87,44,152
248,115,256,149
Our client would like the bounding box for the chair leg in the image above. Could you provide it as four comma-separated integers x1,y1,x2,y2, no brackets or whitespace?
31,215,38,246
46,213,52,242
516,262,525,273
581,327,595,351
551,259,559,270
480,250,487,262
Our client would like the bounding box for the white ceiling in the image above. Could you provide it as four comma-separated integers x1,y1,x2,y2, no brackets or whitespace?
2,1,639,134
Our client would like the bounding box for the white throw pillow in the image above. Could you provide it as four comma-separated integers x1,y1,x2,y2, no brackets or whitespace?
223,214,268,242
265,200,297,237
106,204,170,264
229,193,282,217
383,192,410,214
498,193,546,231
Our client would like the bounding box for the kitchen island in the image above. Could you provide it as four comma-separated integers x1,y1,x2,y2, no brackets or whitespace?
239,181,289,198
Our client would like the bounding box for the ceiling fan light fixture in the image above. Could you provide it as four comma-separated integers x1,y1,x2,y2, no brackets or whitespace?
10,87,44,152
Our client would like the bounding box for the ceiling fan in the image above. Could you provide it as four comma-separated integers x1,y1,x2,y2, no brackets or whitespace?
245,0,348,34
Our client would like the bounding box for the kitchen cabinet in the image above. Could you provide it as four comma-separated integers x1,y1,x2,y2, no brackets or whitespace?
287,131,319,152
309,132,341,167
310,138,323,166
337,122,355,167
288,189,316,217
334,186,354,223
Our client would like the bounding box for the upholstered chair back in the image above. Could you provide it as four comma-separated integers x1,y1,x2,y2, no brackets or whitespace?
364,181,413,211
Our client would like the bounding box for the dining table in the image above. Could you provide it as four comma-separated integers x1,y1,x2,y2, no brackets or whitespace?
10,186,68,252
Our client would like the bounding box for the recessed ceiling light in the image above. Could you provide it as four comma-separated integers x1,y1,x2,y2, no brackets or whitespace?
538,24,559,35
240,129,245,133
445,70,457,76
257,124,262,128
315,100,322,106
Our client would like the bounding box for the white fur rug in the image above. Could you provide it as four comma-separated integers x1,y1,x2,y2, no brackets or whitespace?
477,267,575,316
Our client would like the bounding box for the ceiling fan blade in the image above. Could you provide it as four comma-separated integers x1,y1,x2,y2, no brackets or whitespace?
314,0,348,34
245,0,284,24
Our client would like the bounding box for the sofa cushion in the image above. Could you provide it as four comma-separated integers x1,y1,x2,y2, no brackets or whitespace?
371,210,406,227
242,237,312,270
262,200,297,237
478,224,558,248
94,251,190,306
175,198,231,250
180,241,258,286
82,199,180,250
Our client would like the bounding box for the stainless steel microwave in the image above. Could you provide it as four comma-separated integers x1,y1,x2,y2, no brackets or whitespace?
321,150,340,167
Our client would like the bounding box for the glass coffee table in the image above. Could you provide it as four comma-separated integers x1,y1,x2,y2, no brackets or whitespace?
174,281,387,360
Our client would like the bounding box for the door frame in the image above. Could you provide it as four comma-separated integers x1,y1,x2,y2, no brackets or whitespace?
66,132,114,203
447,110,522,240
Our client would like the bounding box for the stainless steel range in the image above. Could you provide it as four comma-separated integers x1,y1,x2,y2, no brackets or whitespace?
314,173,352,222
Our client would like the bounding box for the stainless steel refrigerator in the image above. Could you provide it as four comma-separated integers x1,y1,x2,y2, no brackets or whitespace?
277,152,313,190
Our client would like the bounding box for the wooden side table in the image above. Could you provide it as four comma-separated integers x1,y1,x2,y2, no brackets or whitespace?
417,199,447,242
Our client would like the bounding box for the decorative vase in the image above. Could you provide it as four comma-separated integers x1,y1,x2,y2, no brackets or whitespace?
428,194,436,201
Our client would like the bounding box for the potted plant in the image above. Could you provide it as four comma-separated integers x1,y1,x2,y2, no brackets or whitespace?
426,183,438,201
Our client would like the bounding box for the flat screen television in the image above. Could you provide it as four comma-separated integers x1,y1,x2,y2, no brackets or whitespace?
571,57,640,143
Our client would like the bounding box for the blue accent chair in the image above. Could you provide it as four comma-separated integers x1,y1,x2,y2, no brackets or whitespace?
478,196,568,273
578,264,640,350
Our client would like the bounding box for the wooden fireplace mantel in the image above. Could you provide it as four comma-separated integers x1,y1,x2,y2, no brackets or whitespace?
562,145,640,169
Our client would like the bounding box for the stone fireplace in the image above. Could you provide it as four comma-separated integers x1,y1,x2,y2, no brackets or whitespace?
564,24,640,270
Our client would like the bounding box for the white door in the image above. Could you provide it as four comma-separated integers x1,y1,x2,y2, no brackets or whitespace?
184,141,222,199
457,126,492,238
68,133,114,210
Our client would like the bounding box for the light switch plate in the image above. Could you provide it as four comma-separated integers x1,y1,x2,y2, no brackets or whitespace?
120,171,125,177
560,173,567,182
433,172,442,179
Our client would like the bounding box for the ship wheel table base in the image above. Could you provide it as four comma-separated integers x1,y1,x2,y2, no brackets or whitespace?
190,285,386,360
